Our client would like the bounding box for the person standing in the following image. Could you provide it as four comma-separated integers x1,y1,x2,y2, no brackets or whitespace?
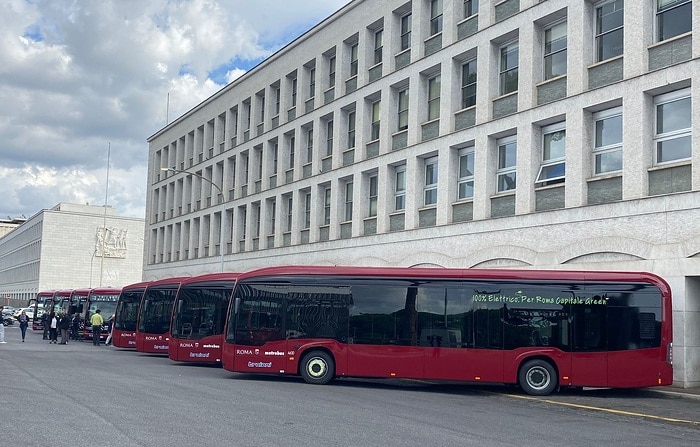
49,312,59,344
18,310,30,342
0,306,6,344
58,311,71,344
70,313,81,341
104,314,115,346
42,311,50,340
90,309,104,346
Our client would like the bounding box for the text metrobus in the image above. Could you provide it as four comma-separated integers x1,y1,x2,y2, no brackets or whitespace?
221,266,673,396
168,273,239,363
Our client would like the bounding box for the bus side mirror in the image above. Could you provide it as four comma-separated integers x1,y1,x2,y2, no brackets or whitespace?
234,297,241,315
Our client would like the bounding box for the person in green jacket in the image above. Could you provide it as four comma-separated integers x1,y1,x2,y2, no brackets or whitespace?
90,309,104,346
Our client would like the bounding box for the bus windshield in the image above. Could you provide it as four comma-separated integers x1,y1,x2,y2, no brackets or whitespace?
86,294,119,324
114,290,143,331
171,281,234,340
138,288,178,334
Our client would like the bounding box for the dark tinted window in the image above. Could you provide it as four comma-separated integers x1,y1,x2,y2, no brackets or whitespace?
138,287,178,334
114,291,143,330
171,281,233,339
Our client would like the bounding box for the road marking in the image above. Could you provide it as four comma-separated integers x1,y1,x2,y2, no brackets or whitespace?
503,393,700,426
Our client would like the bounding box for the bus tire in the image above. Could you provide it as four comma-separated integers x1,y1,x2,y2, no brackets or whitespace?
519,359,557,396
300,350,335,385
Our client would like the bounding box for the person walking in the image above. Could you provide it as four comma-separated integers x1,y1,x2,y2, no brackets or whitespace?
0,306,6,344
49,312,59,344
18,310,30,342
104,314,115,346
58,311,71,344
90,309,104,346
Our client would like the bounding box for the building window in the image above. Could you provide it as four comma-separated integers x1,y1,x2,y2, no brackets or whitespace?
347,111,356,149
309,67,316,98
595,0,624,62
374,29,383,65
254,204,261,238
306,128,314,163
657,0,691,41
369,101,381,141
272,143,279,174
288,135,295,168
286,197,293,231
323,187,331,225
430,0,443,36
461,59,477,109
395,165,406,211
536,123,566,186
400,13,412,51
329,55,336,87
368,174,378,217
269,199,276,235
654,89,691,164
593,108,623,175
464,0,479,18
350,43,359,77
291,77,298,107
274,88,281,116
344,182,354,221
326,120,334,156
424,156,438,206
544,21,567,80
303,192,311,229
499,41,519,95
428,75,441,121
398,88,409,131
259,95,265,123
496,137,517,193
458,148,475,200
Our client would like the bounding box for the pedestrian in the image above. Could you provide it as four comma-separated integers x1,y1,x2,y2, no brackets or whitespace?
58,311,71,344
90,309,104,346
18,310,30,342
42,311,50,340
0,306,6,344
49,312,58,344
71,313,81,341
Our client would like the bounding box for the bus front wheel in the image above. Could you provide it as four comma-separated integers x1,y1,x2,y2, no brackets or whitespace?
519,359,557,396
300,351,335,385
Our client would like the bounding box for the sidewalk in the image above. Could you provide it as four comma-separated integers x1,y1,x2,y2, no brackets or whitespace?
652,385,700,399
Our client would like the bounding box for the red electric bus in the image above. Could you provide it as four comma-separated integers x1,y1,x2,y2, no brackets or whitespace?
55,289,73,314
222,266,673,396
112,281,150,348
135,277,187,354
29,290,55,331
82,287,121,343
169,273,239,363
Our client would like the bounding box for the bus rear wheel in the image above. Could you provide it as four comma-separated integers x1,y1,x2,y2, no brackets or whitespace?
519,359,557,396
300,350,335,385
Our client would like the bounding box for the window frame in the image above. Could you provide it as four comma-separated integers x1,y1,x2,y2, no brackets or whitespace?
368,174,378,217
499,41,519,96
371,101,381,141
398,88,409,131
595,0,624,62
464,0,479,19
424,156,438,206
374,29,384,65
496,136,517,193
400,13,412,51
344,181,354,221
427,74,441,121
350,43,359,78
326,120,334,156
461,59,477,109
593,107,623,175
395,165,406,211
653,88,692,165
347,110,356,149
536,123,567,186
323,187,332,225
458,148,475,200
657,0,692,42
543,20,567,80
430,0,444,36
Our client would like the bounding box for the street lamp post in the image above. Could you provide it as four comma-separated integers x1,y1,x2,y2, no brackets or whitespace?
161,167,226,272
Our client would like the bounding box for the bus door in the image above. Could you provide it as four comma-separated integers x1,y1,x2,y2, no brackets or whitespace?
232,294,288,374
420,285,475,382
570,303,608,387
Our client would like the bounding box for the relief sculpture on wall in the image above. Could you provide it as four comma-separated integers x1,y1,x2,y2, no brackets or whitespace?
95,226,127,258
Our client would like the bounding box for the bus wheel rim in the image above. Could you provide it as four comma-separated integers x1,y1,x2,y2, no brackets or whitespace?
307,358,327,378
526,366,550,390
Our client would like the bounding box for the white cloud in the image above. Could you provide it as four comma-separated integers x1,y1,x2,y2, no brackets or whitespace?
0,0,349,219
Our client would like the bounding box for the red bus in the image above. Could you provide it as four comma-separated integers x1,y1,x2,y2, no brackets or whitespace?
112,281,150,349
55,289,73,314
222,266,673,396
82,287,121,342
135,277,187,354
29,291,55,331
169,273,239,363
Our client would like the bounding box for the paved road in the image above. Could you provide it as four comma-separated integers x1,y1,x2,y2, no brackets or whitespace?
1,325,698,447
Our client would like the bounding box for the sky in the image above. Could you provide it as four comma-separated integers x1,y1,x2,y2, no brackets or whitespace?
0,0,350,220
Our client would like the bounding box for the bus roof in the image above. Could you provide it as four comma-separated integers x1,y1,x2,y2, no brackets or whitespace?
90,287,122,295
121,281,152,292
179,272,240,285
235,265,669,289
71,288,91,297
55,289,73,297
145,276,189,288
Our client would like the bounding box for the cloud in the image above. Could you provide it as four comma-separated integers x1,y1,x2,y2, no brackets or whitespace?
0,0,348,219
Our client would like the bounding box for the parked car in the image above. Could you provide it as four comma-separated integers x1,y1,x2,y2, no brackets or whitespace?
2,306,16,316
2,314,13,325
12,307,35,320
